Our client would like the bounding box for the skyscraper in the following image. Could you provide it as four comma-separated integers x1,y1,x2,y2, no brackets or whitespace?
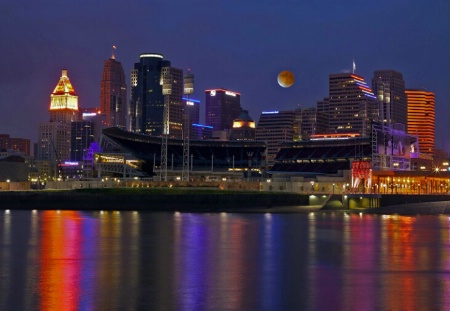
100,55,127,128
81,109,107,143
255,110,295,166
205,88,241,131
405,89,435,155
183,98,200,126
70,121,94,161
317,73,377,136
372,70,407,129
129,53,183,138
38,69,79,178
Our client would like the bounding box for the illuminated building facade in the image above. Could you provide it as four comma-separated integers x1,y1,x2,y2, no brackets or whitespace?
405,89,435,155
129,53,184,138
255,110,295,166
49,70,80,123
230,110,256,140
205,88,241,131
100,56,127,128
317,73,377,136
372,70,407,129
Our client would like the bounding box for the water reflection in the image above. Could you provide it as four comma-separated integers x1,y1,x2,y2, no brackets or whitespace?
0,210,450,310
36,210,141,311
0,210,11,308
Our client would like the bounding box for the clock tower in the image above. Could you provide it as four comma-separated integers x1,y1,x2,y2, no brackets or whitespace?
37,69,80,179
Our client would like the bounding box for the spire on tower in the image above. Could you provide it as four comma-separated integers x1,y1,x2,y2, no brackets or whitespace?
112,45,117,60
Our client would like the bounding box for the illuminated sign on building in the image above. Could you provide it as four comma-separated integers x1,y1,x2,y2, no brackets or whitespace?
140,53,163,59
262,111,279,114
63,161,79,166
205,89,240,97
351,160,372,189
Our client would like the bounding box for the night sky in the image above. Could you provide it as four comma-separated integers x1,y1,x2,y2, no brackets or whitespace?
0,1,448,151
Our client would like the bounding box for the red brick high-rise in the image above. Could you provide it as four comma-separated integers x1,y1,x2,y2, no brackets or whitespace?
0,134,30,156
100,53,127,128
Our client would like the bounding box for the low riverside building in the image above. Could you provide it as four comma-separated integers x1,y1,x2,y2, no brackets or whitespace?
0,154,30,190
0,154,29,182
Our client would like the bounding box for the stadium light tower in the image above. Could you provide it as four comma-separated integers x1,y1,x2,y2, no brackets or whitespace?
182,71,194,181
160,70,172,182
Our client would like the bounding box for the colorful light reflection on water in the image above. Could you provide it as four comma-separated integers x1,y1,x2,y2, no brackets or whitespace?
1,210,450,310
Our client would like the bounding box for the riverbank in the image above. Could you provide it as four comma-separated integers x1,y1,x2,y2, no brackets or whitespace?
0,188,310,212
0,188,449,215
360,201,450,215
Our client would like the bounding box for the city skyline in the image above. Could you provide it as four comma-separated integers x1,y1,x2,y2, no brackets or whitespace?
0,1,448,150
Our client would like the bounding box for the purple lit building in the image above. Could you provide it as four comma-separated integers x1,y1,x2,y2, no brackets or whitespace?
205,88,241,131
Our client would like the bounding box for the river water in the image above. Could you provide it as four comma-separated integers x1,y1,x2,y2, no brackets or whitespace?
1,209,450,311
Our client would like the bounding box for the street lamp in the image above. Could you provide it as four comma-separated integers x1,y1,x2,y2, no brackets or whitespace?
332,183,335,194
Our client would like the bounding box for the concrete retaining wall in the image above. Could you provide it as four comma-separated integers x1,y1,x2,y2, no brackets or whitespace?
380,194,450,207
45,180,262,191
0,190,309,211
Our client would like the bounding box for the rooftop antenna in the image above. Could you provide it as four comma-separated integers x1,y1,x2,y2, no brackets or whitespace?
352,59,356,74
111,45,116,59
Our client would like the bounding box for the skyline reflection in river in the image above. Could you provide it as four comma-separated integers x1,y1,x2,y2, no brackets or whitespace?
1,209,450,310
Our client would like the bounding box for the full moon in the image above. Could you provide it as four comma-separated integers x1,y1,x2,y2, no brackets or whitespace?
277,70,294,88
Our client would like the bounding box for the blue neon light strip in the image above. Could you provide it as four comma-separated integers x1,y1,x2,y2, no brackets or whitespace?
182,98,200,103
192,124,213,128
